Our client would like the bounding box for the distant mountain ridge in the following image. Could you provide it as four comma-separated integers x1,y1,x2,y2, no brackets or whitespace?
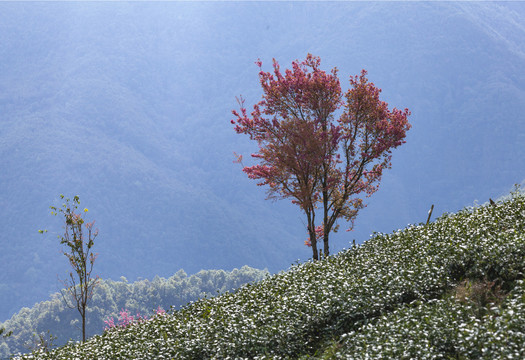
1,2,524,321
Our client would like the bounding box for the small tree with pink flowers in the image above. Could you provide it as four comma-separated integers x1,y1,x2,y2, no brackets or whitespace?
232,54,411,260
43,195,99,342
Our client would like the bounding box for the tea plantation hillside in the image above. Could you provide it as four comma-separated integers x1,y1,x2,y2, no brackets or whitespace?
17,190,525,359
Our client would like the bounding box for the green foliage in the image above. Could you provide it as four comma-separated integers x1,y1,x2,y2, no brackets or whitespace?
25,331,57,356
0,266,267,358
323,282,525,359
0,328,12,338
10,189,525,359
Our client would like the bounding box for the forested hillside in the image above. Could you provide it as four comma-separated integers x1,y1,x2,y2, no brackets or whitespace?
14,190,525,359
0,266,267,358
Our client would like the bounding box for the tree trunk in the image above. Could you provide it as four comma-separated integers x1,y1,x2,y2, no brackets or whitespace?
311,233,319,261
322,161,330,258
323,233,329,258
306,208,319,261
81,309,86,342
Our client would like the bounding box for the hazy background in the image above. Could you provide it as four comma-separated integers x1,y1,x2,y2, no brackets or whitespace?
1,1,524,321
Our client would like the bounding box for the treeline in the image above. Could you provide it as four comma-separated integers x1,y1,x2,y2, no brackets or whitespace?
0,266,267,357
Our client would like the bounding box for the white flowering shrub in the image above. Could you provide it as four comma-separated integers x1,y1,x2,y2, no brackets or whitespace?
16,190,525,359
322,280,525,359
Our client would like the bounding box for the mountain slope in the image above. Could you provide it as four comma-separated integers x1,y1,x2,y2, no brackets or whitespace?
15,190,525,359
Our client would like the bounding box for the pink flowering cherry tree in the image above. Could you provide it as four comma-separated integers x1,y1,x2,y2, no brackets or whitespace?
232,54,411,260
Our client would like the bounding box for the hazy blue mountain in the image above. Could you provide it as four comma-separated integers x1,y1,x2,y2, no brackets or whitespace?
1,2,524,321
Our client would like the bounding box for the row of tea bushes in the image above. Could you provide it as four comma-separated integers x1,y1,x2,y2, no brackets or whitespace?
322,279,525,359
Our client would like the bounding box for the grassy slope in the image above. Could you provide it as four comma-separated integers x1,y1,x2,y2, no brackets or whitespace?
18,191,525,359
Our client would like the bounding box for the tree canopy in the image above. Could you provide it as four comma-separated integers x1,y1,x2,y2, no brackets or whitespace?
232,54,411,259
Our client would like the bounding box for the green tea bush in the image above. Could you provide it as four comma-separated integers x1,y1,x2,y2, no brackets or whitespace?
326,280,525,359
16,191,525,359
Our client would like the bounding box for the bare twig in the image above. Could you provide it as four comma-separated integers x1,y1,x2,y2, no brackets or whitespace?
426,204,434,225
